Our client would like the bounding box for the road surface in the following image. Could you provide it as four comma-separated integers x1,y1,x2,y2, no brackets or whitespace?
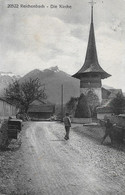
22,122,125,195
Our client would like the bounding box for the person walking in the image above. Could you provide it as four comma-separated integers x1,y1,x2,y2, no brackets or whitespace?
101,119,113,144
63,113,71,140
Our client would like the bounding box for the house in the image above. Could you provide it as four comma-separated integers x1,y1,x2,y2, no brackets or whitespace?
108,89,122,99
101,87,111,104
101,88,122,104
0,97,17,120
97,89,124,120
96,101,114,120
27,100,55,120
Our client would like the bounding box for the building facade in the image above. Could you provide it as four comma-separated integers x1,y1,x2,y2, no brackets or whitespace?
28,100,55,120
0,97,17,120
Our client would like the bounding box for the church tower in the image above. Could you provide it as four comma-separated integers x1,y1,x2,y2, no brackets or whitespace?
72,1,111,104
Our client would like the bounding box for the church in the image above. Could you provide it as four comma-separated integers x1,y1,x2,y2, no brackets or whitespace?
72,1,111,107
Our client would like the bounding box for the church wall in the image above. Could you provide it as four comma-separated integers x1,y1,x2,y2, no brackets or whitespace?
80,77,102,88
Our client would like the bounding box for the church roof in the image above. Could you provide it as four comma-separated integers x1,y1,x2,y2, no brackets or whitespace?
72,4,111,80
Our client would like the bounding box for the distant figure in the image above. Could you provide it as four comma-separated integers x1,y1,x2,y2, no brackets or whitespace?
101,119,113,144
63,113,71,140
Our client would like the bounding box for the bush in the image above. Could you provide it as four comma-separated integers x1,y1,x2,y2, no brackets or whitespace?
66,97,78,116
5,78,47,113
86,90,100,117
75,94,91,118
110,92,125,115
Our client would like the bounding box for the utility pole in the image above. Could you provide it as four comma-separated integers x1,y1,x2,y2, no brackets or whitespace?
61,84,64,122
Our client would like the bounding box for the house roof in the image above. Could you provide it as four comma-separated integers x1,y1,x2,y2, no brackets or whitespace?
96,99,113,113
0,97,15,106
0,97,8,102
102,87,111,99
102,87,111,94
30,100,46,106
108,89,122,99
97,89,124,114
30,99,54,106
28,100,55,113
96,106,113,114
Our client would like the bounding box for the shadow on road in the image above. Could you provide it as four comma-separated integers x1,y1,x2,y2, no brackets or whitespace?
72,126,125,152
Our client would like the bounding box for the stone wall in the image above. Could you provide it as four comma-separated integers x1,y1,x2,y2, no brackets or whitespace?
0,119,9,148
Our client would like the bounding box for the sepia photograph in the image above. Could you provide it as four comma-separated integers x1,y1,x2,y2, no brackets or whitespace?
0,0,125,194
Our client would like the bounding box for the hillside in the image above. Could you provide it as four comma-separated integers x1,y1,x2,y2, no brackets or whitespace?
19,66,80,104
1,67,122,105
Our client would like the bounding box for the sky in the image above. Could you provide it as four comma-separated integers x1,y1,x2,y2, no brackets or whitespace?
0,0,125,91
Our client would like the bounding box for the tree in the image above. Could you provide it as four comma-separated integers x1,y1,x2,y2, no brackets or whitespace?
86,90,100,117
75,94,91,118
66,97,78,116
110,92,125,115
5,78,47,113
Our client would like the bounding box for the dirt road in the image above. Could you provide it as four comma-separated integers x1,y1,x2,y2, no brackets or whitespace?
21,122,125,195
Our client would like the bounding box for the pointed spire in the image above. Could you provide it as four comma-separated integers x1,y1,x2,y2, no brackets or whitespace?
89,0,95,23
84,3,99,70
72,1,111,79
91,4,93,23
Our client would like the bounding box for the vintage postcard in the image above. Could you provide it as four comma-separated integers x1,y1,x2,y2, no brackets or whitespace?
0,0,125,194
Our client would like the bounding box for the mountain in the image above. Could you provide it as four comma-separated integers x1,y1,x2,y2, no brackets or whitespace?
0,71,21,96
19,66,80,104
0,67,122,104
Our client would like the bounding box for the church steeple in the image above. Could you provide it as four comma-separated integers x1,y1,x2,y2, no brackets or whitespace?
72,1,111,79
90,1,94,23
